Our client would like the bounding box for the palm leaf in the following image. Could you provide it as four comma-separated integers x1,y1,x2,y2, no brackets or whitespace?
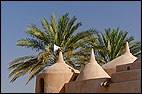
9,55,36,70
17,38,45,51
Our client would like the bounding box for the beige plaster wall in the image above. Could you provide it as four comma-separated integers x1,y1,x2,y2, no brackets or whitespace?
35,72,74,93
116,61,141,72
64,67,141,93
65,78,111,93
116,63,132,72
108,80,141,93
64,78,141,93
111,69,141,83
132,62,141,69
103,68,115,76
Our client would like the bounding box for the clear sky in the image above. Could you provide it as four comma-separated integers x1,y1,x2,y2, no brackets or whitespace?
1,1,141,93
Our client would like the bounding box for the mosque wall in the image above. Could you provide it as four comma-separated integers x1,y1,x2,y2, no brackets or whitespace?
35,44,141,93
132,62,141,69
35,72,74,93
116,63,132,72
64,78,111,93
63,61,141,93
64,70,141,93
111,69,141,83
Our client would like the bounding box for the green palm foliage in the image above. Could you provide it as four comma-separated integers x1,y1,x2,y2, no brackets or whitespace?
84,28,141,65
8,13,97,84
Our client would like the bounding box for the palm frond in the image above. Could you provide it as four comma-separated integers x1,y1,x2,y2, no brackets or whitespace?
26,24,50,45
25,63,49,84
9,55,36,70
9,57,38,78
90,28,141,64
17,38,45,51
65,29,96,48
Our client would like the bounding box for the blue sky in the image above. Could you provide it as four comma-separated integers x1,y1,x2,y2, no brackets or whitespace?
1,1,141,93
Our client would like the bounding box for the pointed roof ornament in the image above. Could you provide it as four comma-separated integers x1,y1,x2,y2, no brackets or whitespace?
76,48,110,81
124,42,131,54
90,49,96,63
43,51,80,73
54,44,60,52
57,51,65,63
102,42,137,76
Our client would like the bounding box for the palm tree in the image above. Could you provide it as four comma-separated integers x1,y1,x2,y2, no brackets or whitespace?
80,28,141,65
94,28,141,64
8,13,97,84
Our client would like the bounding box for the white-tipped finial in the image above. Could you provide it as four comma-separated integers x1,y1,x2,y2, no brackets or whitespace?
54,44,60,52
125,42,130,54
90,48,96,63
57,51,65,63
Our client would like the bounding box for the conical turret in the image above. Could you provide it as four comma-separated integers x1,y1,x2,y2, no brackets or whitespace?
43,51,79,73
102,42,137,76
76,49,110,81
36,51,79,93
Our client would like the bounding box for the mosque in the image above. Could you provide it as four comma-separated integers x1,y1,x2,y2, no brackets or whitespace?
35,42,141,93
